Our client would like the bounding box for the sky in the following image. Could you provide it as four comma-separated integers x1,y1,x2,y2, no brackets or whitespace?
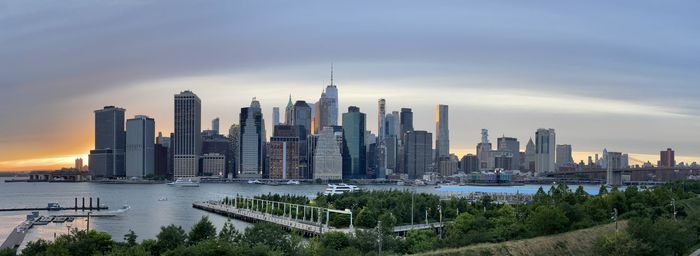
1,1,699,171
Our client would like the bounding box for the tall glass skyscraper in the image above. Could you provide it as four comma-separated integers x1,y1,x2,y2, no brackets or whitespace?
174,91,201,178
535,128,556,174
239,98,266,178
435,104,449,159
342,106,366,179
89,106,126,178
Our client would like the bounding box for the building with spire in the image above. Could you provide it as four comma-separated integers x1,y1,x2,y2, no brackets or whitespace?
284,95,293,125
326,64,339,126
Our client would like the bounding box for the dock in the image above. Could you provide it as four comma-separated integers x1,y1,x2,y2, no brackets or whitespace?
0,197,108,212
0,224,28,249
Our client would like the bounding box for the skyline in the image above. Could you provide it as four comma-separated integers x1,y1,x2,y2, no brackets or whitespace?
2,1,700,171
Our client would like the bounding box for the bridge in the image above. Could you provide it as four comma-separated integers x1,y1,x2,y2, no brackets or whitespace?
548,167,700,186
193,195,446,236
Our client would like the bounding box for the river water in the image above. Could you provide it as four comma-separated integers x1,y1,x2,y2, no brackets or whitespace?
0,178,603,248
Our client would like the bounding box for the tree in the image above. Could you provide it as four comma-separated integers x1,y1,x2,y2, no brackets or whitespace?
243,223,301,255
188,216,217,244
0,248,16,256
527,206,569,236
21,240,50,256
155,224,187,254
355,208,378,228
454,212,476,234
377,212,397,235
219,220,241,243
406,229,438,254
124,230,138,247
320,232,351,251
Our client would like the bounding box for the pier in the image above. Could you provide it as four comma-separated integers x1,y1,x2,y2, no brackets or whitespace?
193,195,446,236
0,197,107,212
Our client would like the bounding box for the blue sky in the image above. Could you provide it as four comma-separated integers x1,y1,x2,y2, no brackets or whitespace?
1,1,699,169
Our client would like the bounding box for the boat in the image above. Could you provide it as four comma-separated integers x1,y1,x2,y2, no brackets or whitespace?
286,180,300,185
158,197,168,201
167,178,200,187
247,179,263,184
324,184,361,196
396,181,405,186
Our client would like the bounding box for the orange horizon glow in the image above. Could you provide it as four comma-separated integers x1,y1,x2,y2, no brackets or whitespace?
2,147,696,172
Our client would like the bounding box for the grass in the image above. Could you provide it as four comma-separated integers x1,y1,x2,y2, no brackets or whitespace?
415,221,628,256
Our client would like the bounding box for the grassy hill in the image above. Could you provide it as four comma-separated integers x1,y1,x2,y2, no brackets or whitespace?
416,221,628,256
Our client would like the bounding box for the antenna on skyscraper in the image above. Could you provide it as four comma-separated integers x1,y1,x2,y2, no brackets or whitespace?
330,62,334,86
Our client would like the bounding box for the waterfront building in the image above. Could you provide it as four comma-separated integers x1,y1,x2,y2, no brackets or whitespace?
291,101,312,136
239,98,266,178
269,125,303,179
227,124,240,177
342,106,366,179
497,136,520,171
201,153,225,176
659,148,675,167
202,131,232,177
125,115,155,178
460,154,479,173
89,106,126,178
535,128,556,174
173,91,202,178
437,155,459,177
313,127,343,181
556,144,574,168
403,130,432,180
492,150,514,170
154,142,169,178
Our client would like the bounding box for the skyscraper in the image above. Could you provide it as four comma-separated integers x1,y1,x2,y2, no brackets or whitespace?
378,99,386,139
476,129,492,170
269,125,303,179
403,130,432,179
313,126,343,181
239,98,266,178
74,158,83,171
399,108,414,137
659,148,675,167
555,144,574,168
524,138,536,171
89,106,126,178
126,115,155,178
497,137,520,170
284,95,293,125
326,65,339,126
174,91,201,178
535,128,556,174
460,154,479,173
435,104,449,159
211,117,220,134
342,106,366,179
291,101,312,136
272,107,280,126
227,124,240,177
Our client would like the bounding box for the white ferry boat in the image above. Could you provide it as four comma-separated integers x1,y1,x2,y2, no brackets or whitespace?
167,178,200,187
324,184,361,196
247,179,263,184
286,180,300,185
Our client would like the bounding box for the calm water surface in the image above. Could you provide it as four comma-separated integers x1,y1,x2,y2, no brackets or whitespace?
0,178,603,247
